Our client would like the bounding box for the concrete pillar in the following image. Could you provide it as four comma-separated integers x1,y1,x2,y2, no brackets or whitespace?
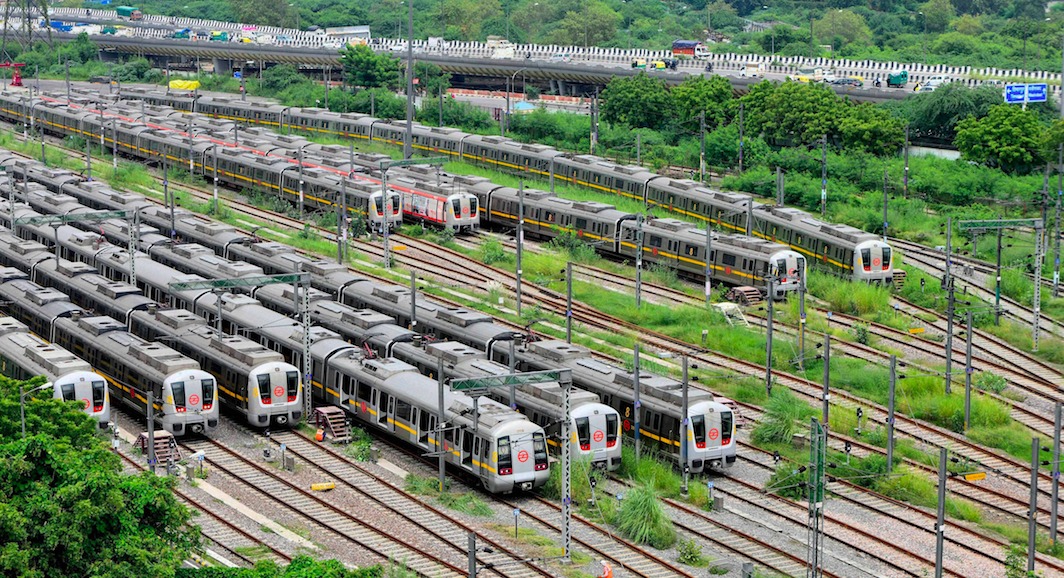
213,58,232,75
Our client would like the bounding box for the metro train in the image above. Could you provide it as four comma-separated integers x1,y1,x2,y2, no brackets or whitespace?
94,88,897,285
8,169,734,473
0,269,216,435
0,315,111,430
0,222,303,428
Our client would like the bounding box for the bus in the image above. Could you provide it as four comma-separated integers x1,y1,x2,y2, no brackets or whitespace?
116,6,143,20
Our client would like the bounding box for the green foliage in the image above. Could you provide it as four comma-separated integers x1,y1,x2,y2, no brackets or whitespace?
417,97,494,130
764,463,806,500
811,9,872,44
670,75,733,128
750,388,815,445
600,72,674,131
882,83,1005,141
176,557,384,577
552,1,620,46
413,61,451,97
974,371,1008,394
479,239,510,265
228,0,289,27
612,484,676,549
849,322,870,345
404,473,493,516
956,104,1045,173
676,538,709,567
340,44,401,90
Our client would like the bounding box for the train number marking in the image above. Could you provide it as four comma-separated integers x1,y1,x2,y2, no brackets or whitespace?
273,386,284,397
708,428,719,440
725,266,731,274
571,432,578,443
518,450,529,463
189,394,200,405
593,431,604,442
361,401,367,413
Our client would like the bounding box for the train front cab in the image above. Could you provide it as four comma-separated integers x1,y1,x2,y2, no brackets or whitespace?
53,370,111,430
246,363,302,427
688,400,736,472
486,420,550,494
160,370,219,435
854,240,894,284
572,402,621,471
370,190,402,233
447,193,479,232
769,250,805,299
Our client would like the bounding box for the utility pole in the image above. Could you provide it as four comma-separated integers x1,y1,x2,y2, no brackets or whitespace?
704,224,712,306
738,103,744,174
633,342,641,460
765,277,774,396
820,135,827,217
636,133,641,166
1035,222,1045,352
903,124,910,199
1055,145,1062,298
339,178,347,264
635,213,644,308
147,390,156,474
944,217,954,394
404,0,415,160
821,334,830,426
212,146,219,215
887,355,896,473
516,180,524,316
64,59,69,101
164,159,174,241
437,356,446,493
882,168,889,243
410,270,417,329
298,147,305,220
112,118,117,172
1053,401,1062,546
964,311,973,432
85,133,91,181
699,111,705,183
806,418,826,578
798,265,806,369
996,228,1003,325
934,447,947,578
681,354,689,496
1030,437,1040,573
565,262,572,343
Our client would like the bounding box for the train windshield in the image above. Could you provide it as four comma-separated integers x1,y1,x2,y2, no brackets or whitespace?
692,414,707,448
451,198,461,217
257,374,271,404
775,258,787,278
469,196,478,217
575,417,590,449
202,379,215,409
391,196,400,214
60,383,75,402
497,436,512,475
171,381,186,410
721,411,733,444
374,196,384,216
92,380,106,410
533,432,548,470
861,248,871,271
881,247,891,270
605,414,618,447
286,371,299,401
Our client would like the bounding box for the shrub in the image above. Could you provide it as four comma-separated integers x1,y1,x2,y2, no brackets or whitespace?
974,371,1007,394
849,322,870,345
677,538,709,566
613,484,676,549
480,239,510,265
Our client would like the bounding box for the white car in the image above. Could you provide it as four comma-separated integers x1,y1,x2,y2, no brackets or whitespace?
739,64,765,78
822,72,837,83
550,53,571,62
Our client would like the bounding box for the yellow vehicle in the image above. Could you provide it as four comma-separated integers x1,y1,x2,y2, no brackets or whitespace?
631,59,647,69
792,75,812,83
648,60,667,70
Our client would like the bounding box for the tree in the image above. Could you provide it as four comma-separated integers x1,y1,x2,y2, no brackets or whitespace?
756,81,840,147
339,44,400,90
955,104,1045,173
228,0,288,26
918,0,954,33
837,102,904,156
554,1,620,46
600,72,674,130
671,75,732,128
811,10,871,45
177,556,385,577
885,83,1003,140
413,61,451,97
951,14,983,36
59,33,97,65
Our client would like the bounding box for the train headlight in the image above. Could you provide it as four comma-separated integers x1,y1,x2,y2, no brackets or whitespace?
535,463,548,471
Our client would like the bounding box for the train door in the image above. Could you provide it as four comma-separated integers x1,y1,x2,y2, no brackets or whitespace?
382,394,394,431
462,429,474,468
472,436,484,476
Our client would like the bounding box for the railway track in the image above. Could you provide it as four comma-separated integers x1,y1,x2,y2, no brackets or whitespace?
114,446,293,568
179,435,473,578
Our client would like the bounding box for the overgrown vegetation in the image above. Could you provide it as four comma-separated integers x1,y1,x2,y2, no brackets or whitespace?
404,474,494,516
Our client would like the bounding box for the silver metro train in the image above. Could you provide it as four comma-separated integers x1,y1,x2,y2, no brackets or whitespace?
0,269,217,435
91,88,894,284
0,315,111,430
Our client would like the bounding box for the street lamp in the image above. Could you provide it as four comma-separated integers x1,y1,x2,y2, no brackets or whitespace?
288,3,299,30
919,11,926,66
21,382,53,438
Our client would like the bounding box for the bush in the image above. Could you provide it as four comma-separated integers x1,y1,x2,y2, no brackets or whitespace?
480,239,510,265
677,538,709,566
612,484,676,549
849,322,870,345
974,372,1007,394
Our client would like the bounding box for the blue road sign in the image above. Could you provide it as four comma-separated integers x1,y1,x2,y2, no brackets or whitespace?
1005,84,1027,103
1028,84,1048,102
233,72,242,79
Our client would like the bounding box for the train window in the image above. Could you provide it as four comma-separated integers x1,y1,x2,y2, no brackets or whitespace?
420,410,431,438
533,433,548,469
171,381,186,409
709,251,715,262
202,379,214,409
822,244,830,256
860,248,870,270
721,411,733,444
692,415,706,448
396,399,412,422
742,259,748,270
257,374,270,403
690,202,699,213
92,381,105,411
722,254,736,267
776,259,787,275
381,396,391,425
576,417,590,449
685,245,698,257
882,247,891,269
286,371,299,401
451,198,461,217
469,197,478,216
545,211,555,223
474,437,482,458
462,432,473,464
649,236,661,248
60,383,75,402
652,413,661,431
576,218,587,229
342,374,354,396
497,436,512,475
605,414,618,447
796,235,803,245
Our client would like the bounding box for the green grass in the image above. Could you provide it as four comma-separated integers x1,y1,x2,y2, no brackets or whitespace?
232,545,272,559
983,523,1064,559
404,473,494,516
612,483,676,549
750,388,817,445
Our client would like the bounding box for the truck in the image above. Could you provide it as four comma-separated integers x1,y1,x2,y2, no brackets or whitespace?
172,28,190,39
45,21,73,32
116,6,143,20
672,39,709,60
886,70,908,88
209,30,229,42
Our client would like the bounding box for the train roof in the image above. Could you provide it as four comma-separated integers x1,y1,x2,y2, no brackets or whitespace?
0,316,92,378
140,307,288,370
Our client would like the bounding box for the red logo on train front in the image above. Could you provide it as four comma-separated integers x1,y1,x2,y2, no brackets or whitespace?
708,428,719,440
82,399,90,410
273,386,284,397
873,258,881,266
518,450,529,463
623,419,631,431
593,431,604,442
189,395,200,406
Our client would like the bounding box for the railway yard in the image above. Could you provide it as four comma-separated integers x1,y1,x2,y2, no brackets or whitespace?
7,84,1064,578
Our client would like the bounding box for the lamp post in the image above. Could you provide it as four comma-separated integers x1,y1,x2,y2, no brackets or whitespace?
919,11,927,65
288,3,299,30
21,382,53,439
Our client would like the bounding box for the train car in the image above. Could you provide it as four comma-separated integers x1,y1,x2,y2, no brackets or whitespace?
0,315,111,430
515,339,736,472
0,269,217,435
386,171,478,231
